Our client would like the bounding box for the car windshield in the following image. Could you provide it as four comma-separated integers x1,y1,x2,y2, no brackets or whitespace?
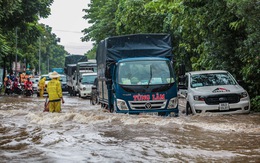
81,75,96,84
31,78,39,83
118,60,175,85
190,73,237,88
41,75,51,81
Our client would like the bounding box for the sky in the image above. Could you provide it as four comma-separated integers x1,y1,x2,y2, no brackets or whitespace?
39,0,92,55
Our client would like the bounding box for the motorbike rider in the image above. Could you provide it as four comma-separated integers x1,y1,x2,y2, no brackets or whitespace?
24,78,33,95
12,78,19,93
4,76,12,95
38,77,46,97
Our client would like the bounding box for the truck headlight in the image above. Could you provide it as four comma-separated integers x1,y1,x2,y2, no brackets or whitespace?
240,92,248,98
167,97,178,109
83,87,86,91
194,95,205,101
116,99,129,110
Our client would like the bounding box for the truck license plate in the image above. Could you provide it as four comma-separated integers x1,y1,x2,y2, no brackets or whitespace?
219,103,229,110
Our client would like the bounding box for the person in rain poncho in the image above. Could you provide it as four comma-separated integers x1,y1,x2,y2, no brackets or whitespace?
47,71,65,113
38,77,46,97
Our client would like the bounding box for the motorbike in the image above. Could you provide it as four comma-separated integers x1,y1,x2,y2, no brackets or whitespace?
24,83,33,96
13,83,23,95
5,83,12,95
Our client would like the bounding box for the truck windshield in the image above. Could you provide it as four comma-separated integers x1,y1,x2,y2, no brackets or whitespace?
118,60,175,85
82,75,97,84
190,73,237,88
59,76,66,82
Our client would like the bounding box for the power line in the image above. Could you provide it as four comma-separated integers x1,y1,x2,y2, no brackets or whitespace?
53,29,83,34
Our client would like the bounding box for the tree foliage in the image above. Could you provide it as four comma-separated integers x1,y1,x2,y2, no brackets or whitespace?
0,0,68,77
82,0,260,111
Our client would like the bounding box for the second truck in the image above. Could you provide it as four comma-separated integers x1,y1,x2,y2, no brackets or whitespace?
96,34,179,116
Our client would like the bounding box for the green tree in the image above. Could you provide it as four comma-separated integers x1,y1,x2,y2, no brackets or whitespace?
82,0,260,111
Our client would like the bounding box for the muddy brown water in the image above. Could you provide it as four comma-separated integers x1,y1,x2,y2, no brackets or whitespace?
0,94,259,163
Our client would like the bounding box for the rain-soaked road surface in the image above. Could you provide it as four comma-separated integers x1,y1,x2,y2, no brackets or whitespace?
0,93,259,163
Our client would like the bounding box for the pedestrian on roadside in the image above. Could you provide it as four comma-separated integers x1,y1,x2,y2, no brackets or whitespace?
47,71,65,113
38,77,46,97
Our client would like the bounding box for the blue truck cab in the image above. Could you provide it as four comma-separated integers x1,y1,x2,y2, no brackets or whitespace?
96,34,178,116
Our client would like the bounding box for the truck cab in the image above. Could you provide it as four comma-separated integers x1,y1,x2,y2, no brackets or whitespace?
78,72,97,98
72,61,97,96
111,58,178,116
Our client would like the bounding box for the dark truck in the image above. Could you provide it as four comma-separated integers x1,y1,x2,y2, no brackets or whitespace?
96,34,179,116
64,54,88,96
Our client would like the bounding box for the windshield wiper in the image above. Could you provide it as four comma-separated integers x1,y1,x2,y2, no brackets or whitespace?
147,65,153,88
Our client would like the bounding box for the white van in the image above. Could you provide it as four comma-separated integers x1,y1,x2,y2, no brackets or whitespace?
178,70,250,115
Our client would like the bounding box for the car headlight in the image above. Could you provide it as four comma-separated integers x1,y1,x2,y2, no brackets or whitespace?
240,92,248,98
193,95,205,101
116,99,129,110
167,97,178,109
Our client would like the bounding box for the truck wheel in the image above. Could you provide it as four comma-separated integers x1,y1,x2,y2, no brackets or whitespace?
186,103,192,115
91,94,97,105
158,112,166,116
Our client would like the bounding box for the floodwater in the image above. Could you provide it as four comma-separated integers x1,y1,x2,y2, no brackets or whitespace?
0,94,259,163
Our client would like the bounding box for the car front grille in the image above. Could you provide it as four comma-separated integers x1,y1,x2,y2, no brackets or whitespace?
205,94,240,105
129,100,167,110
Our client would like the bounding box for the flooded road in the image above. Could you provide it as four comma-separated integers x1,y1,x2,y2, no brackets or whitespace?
0,93,259,163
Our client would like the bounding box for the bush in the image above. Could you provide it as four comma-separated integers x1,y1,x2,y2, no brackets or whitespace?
251,96,260,112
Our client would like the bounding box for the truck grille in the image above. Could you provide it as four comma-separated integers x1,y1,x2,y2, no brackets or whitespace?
129,100,167,110
205,94,240,105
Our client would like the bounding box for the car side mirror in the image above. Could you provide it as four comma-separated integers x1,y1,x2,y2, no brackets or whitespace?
237,79,244,85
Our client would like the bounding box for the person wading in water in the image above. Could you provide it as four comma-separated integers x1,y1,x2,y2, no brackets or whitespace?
47,71,64,113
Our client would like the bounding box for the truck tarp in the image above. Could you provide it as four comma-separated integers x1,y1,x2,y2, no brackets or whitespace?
65,55,88,67
96,34,172,65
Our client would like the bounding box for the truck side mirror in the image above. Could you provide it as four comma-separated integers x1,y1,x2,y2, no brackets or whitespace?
178,84,187,90
106,79,112,85
105,66,111,79
79,78,82,82
178,63,186,76
178,75,188,89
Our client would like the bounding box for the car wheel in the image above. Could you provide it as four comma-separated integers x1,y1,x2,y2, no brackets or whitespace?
186,103,193,115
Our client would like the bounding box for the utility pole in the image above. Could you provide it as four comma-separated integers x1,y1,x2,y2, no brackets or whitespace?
15,27,18,76
48,56,49,72
38,37,41,75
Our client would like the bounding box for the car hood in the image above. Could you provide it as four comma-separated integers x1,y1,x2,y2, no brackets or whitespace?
191,85,246,95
